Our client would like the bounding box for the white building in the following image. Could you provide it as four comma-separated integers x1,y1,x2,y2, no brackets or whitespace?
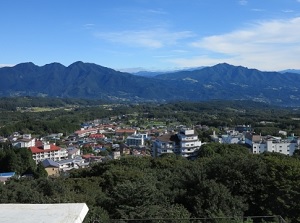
176,129,201,158
152,129,201,158
30,141,68,163
252,136,300,156
126,133,148,146
152,134,176,157
211,130,245,144
11,134,35,148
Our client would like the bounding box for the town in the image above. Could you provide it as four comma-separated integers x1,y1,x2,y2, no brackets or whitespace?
1,106,299,180
1,100,300,222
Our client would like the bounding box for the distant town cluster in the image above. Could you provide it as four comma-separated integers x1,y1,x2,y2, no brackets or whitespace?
1,113,298,181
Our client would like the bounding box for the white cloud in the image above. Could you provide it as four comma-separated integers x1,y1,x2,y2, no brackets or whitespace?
239,0,248,6
171,17,300,70
282,10,294,13
251,8,265,12
83,24,95,29
95,29,194,49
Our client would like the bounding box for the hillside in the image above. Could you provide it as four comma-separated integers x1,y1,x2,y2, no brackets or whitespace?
0,62,300,106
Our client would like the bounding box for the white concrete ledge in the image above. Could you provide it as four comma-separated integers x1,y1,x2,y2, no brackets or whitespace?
0,203,89,223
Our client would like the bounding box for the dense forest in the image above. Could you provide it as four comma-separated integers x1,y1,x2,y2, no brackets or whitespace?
1,143,300,222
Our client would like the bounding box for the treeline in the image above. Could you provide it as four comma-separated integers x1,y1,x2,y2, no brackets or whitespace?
1,98,300,138
0,144,46,177
1,144,300,222
0,96,108,111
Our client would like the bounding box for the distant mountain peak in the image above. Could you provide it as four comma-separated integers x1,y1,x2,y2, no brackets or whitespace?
14,62,36,68
68,61,86,67
0,61,299,106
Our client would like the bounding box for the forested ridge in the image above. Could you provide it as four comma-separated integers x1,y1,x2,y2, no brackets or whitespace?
1,144,300,222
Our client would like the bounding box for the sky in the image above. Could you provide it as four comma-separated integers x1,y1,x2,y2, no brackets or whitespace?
1,0,300,72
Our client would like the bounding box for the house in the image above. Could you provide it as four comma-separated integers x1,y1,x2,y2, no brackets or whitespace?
74,128,98,138
112,150,121,159
88,133,106,140
41,159,60,177
235,125,252,133
0,136,7,142
11,134,35,148
67,147,81,159
57,157,88,171
152,133,175,157
30,141,68,163
120,143,131,155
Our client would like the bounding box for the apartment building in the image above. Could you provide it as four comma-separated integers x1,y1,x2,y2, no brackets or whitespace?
152,129,201,158
246,133,300,156
252,136,300,156
176,129,202,157
30,141,68,163
126,133,148,146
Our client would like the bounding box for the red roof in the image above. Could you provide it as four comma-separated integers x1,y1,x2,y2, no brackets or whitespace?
30,144,61,154
115,129,136,134
89,134,105,139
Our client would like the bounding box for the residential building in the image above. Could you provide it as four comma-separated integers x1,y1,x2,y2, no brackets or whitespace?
176,129,202,158
67,147,81,159
235,125,252,133
245,133,262,147
211,130,245,144
126,133,148,146
41,159,60,177
252,136,300,156
112,150,121,159
56,157,88,171
74,128,98,138
11,134,35,148
246,133,300,156
152,133,175,157
115,129,136,136
152,129,201,158
30,141,68,163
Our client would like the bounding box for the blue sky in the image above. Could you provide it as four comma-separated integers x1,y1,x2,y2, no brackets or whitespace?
1,0,300,71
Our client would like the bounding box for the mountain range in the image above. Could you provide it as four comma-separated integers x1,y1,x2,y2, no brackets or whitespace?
0,61,299,106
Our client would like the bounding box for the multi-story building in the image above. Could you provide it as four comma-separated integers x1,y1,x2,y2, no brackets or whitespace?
30,141,68,163
211,130,245,144
176,129,202,157
246,133,300,156
252,136,300,156
126,133,148,147
152,134,176,157
152,129,201,158
11,134,35,148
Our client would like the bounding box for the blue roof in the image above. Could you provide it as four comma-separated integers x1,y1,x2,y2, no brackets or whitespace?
0,172,15,177
41,159,59,168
